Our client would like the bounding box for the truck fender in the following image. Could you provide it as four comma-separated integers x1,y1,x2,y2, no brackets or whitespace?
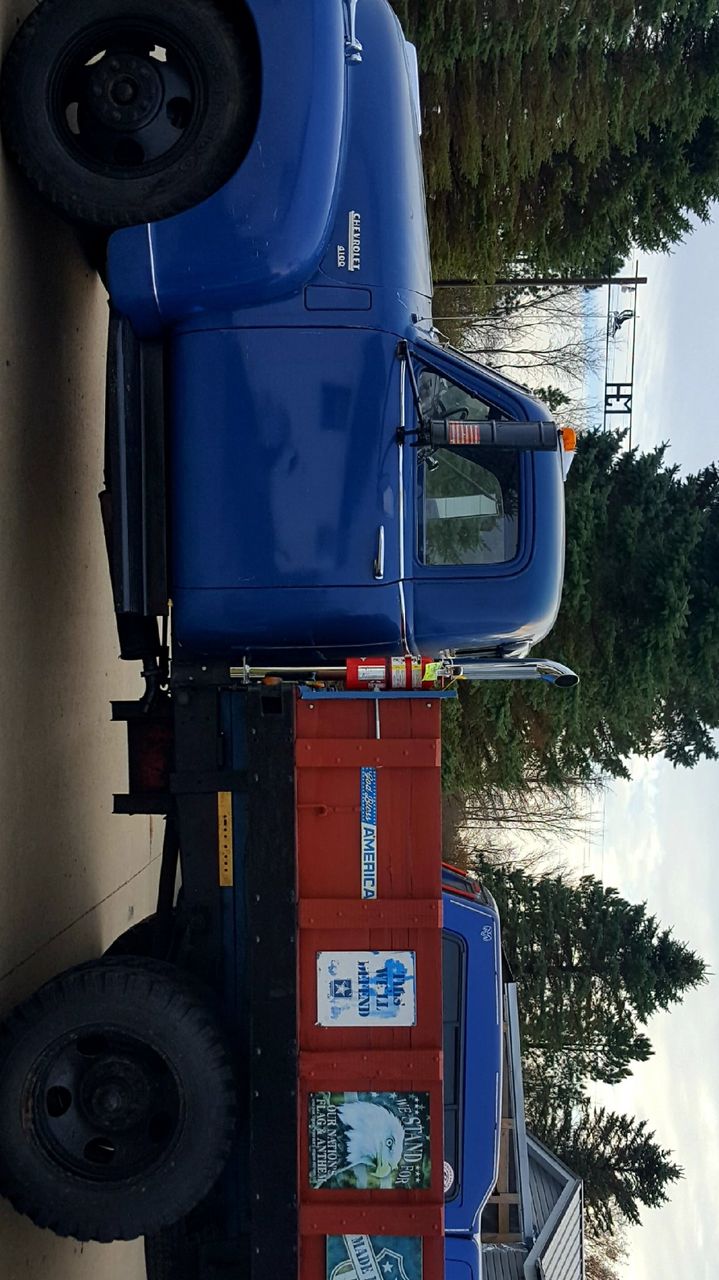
108,0,348,332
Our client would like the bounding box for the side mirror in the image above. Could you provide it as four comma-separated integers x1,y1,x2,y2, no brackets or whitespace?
430,419,558,451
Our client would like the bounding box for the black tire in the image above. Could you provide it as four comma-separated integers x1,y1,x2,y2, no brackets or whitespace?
104,913,159,957
144,1220,194,1280
0,958,237,1242
145,1224,194,1280
145,1215,219,1280
1,0,258,227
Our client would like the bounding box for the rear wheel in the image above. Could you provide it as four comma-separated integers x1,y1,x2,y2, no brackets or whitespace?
144,1216,220,1280
104,912,160,957
1,0,258,227
0,958,237,1241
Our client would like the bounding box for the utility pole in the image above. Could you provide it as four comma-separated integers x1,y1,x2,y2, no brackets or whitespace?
435,275,648,288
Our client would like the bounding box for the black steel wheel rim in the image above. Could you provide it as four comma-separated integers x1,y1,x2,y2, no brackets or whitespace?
47,18,208,178
29,1026,184,1182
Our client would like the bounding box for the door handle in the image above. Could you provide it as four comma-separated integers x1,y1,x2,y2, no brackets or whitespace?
343,0,363,62
373,526,385,579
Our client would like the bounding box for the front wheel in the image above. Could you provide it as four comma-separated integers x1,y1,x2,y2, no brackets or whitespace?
0,958,237,1241
1,0,258,227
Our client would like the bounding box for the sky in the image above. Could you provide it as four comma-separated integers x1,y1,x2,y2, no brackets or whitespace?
568,213,719,1279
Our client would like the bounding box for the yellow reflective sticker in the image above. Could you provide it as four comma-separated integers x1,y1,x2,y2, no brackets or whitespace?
422,662,442,685
217,791,233,887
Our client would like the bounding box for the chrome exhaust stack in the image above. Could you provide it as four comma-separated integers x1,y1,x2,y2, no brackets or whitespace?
457,658,578,688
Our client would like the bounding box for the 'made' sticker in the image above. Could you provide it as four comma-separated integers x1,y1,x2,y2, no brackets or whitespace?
316,951,417,1027
327,1236,422,1280
360,767,378,899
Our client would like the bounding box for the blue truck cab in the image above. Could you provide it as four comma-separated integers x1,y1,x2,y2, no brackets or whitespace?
3,0,574,682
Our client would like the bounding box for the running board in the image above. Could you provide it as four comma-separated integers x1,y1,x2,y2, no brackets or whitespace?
100,312,167,661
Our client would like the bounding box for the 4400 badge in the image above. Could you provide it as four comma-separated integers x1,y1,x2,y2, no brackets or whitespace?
308,1091,430,1190
327,1236,422,1280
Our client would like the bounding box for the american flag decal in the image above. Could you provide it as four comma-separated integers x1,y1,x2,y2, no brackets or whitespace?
447,420,483,445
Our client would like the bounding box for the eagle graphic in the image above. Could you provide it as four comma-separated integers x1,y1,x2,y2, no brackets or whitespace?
316,1100,405,1188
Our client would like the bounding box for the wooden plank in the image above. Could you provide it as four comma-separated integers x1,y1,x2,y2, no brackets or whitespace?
300,1049,442,1082
298,928,442,1054
299,899,441,929
295,766,441,899
300,1206,444,1236
295,696,442,742
296,738,441,769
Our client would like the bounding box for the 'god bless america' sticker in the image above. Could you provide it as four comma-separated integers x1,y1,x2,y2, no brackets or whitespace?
360,767,378,898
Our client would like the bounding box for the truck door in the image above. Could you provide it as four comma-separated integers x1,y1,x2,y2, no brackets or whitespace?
171,327,402,592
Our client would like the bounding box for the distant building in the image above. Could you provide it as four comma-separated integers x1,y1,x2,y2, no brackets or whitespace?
481,984,585,1280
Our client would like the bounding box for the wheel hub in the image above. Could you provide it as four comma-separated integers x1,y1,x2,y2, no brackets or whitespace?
81,1054,153,1130
87,53,162,131
33,1029,183,1180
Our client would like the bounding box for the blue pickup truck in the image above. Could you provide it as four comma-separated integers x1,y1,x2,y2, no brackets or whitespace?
2,0,576,688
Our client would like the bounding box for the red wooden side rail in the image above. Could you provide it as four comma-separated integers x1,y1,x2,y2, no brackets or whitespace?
296,694,445,1280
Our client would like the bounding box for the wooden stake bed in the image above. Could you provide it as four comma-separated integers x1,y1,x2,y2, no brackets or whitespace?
295,694,445,1280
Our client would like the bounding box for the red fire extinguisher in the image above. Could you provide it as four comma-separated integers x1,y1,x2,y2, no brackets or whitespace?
345,656,454,691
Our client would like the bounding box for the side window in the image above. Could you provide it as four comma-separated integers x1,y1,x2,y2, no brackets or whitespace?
417,371,520,567
443,931,464,1201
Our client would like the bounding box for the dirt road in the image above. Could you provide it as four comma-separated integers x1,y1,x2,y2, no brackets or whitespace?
0,3,158,1275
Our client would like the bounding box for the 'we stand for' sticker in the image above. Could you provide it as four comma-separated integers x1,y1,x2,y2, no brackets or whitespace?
308,1091,430,1191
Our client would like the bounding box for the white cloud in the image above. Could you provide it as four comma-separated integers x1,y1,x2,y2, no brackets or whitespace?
632,256,674,457
584,750,719,1280
629,212,719,473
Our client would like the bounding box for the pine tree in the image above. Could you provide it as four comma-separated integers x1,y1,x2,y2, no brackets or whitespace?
544,1104,683,1231
445,432,719,790
479,864,706,1083
391,1,719,278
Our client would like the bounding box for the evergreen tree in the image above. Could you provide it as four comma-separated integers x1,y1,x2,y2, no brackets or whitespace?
445,432,719,790
478,863,706,1083
543,1104,683,1231
390,1,719,278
